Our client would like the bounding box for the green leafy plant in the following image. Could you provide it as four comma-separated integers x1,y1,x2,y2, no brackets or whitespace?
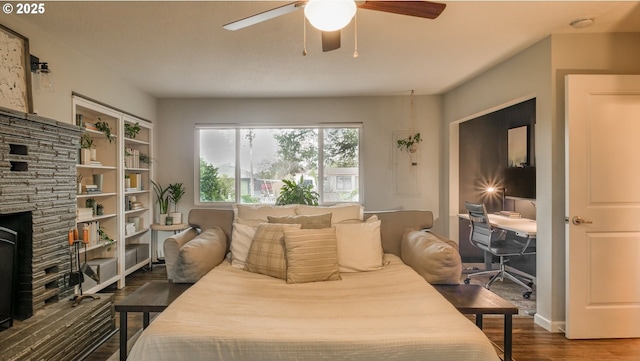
396,132,422,153
80,134,94,149
95,118,114,143
139,153,152,165
168,182,185,212
151,180,170,214
124,122,140,139
275,175,319,206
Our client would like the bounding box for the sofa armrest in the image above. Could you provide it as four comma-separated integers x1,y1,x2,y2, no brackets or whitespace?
400,229,462,285
166,227,228,283
164,228,199,282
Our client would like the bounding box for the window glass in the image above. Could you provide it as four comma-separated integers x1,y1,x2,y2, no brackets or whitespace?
197,126,359,204
199,129,235,202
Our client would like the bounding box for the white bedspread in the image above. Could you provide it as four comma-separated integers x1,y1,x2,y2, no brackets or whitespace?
127,254,499,361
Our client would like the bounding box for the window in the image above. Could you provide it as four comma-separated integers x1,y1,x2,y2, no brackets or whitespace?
197,125,361,204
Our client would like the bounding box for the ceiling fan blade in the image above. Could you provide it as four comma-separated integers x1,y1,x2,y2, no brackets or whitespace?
223,1,306,31
322,31,341,52
358,0,446,19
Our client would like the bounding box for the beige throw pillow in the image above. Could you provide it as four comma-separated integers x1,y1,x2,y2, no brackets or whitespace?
230,222,257,268
400,229,462,285
283,228,341,284
295,203,363,223
334,219,384,272
268,213,332,229
245,223,301,280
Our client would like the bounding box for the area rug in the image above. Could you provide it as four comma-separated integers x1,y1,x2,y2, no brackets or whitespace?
462,265,536,317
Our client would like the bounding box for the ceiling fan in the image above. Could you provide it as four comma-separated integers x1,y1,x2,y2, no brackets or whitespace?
223,0,446,53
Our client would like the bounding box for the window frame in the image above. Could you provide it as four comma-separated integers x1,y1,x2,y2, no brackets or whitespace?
194,123,363,206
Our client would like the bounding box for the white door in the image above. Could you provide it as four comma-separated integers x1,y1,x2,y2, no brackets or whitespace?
565,74,640,339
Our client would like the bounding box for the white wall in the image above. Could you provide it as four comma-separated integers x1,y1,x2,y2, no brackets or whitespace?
156,95,445,232
2,17,156,123
443,32,640,333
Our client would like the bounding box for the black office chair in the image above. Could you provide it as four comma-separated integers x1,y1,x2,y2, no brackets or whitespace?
463,201,535,299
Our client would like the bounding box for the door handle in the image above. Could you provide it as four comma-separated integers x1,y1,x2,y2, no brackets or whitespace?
571,216,593,225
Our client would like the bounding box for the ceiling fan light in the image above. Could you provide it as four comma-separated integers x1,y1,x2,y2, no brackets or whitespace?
304,0,357,32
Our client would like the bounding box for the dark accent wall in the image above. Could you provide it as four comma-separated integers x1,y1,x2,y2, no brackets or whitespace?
458,99,536,275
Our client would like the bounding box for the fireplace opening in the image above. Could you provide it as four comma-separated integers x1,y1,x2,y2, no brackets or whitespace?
0,226,17,330
0,212,33,325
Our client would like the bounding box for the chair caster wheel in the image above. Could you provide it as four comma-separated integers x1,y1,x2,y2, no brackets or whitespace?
523,291,532,299
527,282,534,287
464,278,471,285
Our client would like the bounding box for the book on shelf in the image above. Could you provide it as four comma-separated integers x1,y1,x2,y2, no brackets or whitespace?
76,207,94,221
498,211,521,218
84,123,98,131
129,173,142,191
125,222,137,236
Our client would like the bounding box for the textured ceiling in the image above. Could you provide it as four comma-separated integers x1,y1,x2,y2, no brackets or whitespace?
14,1,640,98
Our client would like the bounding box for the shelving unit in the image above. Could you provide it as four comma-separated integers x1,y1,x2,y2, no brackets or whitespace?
73,96,153,293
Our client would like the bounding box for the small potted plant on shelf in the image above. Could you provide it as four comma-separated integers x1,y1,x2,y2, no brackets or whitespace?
124,122,140,139
275,175,319,206
79,134,94,165
396,132,422,153
168,182,185,224
151,180,170,225
95,118,114,143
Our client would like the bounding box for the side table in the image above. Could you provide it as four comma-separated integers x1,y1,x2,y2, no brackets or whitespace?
114,280,191,361
434,284,518,361
149,223,189,269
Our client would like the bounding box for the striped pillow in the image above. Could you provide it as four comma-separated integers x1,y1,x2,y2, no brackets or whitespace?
283,227,341,284
245,223,301,280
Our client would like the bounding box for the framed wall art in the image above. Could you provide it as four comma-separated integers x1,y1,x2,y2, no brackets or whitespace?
507,125,528,167
0,24,33,113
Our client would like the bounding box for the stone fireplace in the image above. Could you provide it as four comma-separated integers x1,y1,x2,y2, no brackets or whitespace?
0,107,81,319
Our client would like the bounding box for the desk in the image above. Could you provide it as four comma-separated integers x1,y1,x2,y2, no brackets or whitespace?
149,223,189,269
114,281,191,361
458,213,536,238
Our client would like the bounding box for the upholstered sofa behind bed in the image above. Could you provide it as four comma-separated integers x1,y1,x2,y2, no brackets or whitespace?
164,207,461,285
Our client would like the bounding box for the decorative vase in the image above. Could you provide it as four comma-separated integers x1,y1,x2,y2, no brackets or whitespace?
159,213,167,226
169,212,182,225
165,216,173,226
81,149,91,165
90,148,97,161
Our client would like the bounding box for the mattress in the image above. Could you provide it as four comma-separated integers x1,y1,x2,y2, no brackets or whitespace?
127,254,499,361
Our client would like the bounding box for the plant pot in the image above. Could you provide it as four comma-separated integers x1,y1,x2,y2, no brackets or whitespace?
159,213,168,226
165,216,174,226
169,212,182,225
81,149,91,165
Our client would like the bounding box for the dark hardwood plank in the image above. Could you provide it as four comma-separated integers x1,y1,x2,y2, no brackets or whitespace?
84,266,640,361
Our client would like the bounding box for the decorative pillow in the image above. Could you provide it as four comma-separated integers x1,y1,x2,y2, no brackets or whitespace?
244,223,301,280
230,222,258,268
400,229,462,285
233,204,296,223
268,213,332,229
283,228,341,284
295,203,363,224
173,228,227,283
334,219,384,272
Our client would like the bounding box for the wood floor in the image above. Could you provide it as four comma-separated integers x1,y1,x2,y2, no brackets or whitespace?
84,266,640,361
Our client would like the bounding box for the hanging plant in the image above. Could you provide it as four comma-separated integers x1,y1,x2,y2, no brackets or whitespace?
95,118,114,143
124,122,140,139
396,133,422,153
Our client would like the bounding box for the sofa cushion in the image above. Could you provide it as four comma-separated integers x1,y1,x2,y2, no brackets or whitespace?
233,204,296,225
334,218,384,272
244,223,301,280
400,229,462,285
267,213,332,229
295,203,363,224
283,227,341,284
173,227,227,283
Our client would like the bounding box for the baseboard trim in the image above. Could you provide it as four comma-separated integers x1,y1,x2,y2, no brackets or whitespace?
534,313,565,333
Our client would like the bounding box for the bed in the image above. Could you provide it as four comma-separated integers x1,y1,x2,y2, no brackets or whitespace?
127,207,500,361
